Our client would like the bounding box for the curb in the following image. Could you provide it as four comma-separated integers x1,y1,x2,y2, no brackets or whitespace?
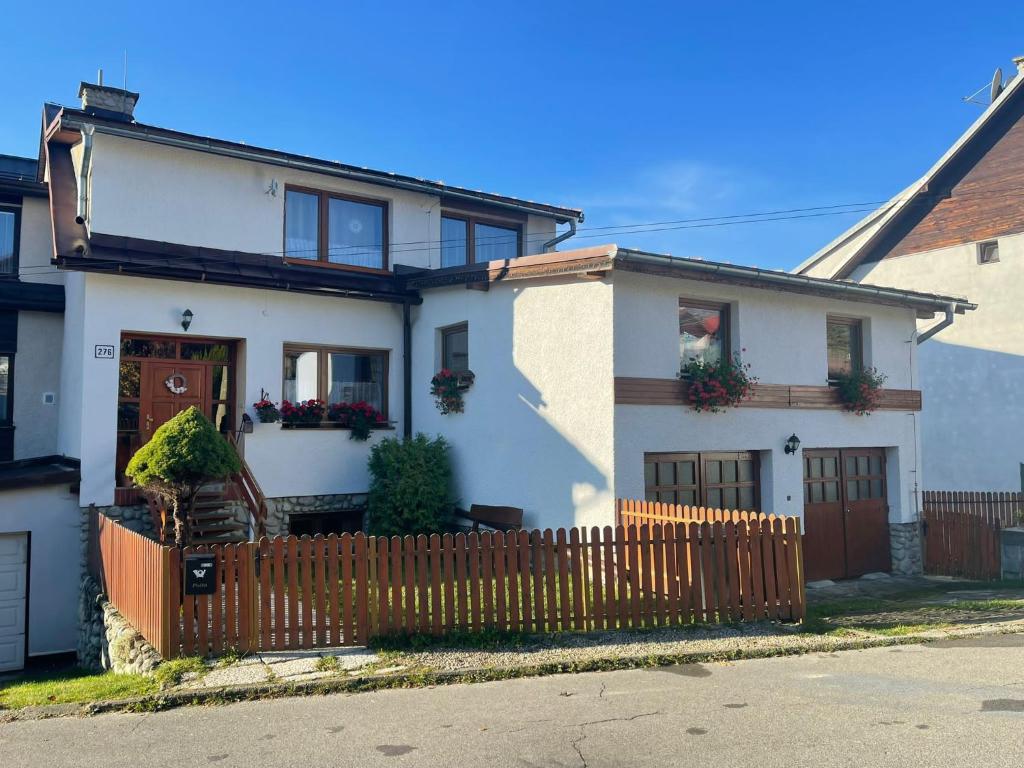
3,622,1021,722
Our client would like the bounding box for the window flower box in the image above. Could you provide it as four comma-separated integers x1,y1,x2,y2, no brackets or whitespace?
681,351,757,413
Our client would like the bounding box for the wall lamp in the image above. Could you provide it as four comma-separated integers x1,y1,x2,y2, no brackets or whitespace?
784,434,801,455
181,308,194,332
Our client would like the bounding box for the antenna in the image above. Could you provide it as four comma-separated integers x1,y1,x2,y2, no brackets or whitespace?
991,67,1004,102
123,50,128,91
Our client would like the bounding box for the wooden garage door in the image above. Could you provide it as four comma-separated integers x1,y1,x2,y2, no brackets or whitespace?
803,449,890,581
0,534,27,672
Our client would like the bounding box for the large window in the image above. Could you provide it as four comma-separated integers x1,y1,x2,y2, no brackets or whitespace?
441,324,469,372
0,206,19,277
283,345,388,416
284,188,388,270
679,299,729,370
826,316,863,382
440,212,521,267
644,451,759,510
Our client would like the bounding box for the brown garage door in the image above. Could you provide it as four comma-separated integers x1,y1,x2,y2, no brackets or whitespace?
803,448,891,581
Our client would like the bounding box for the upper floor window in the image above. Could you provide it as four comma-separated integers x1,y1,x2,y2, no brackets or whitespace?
440,212,521,267
826,316,863,382
441,323,469,372
679,299,729,370
0,205,19,277
977,240,999,265
285,188,388,271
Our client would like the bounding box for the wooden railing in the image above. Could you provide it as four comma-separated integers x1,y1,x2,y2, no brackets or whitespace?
228,433,269,537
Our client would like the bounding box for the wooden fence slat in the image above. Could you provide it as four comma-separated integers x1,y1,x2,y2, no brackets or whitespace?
590,527,605,631
480,532,493,630
542,530,557,632
518,530,533,632
468,532,482,632
493,532,508,632
300,537,313,649
314,535,327,647
443,534,456,632
416,535,430,635
354,534,368,645
430,533,442,635
455,533,469,631
327,534,340,646
569,528,585,631
273,537,286,650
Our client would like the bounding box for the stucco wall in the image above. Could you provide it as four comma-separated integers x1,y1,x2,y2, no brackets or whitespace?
411,278,615,530
86,133,559,269
13,311,62,459
611,270,923,525
851,232,1024,490
58,273,85,460
0,482,81,656
18,197,60,285
65,272,405,506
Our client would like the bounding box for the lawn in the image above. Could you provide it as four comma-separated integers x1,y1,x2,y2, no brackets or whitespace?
0,668,157,710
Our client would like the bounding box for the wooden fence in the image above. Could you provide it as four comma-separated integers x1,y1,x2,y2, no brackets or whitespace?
922,491,1023,528
92,500,806,660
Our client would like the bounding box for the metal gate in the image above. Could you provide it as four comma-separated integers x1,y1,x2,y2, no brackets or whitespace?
802,448,890,581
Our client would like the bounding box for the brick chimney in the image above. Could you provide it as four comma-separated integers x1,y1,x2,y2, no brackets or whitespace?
78,81,139,122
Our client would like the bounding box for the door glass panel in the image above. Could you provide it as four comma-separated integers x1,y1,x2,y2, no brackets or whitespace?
738,486,754,509
824,482,839,502
859,479,871,498
706,488,722,508
644,462,656,488
676,461,695,485
847,480,859,501
119,361,141,398
857,456,869,475
846,456,857,476
680,489,698,506
869,455,883,476
658,491,677,505
723,461,737,483
117,403,139,431
738,460,754,482
809,458,822,478
722,487,738,509
211,403,230,432
822,457,837,478
181,342,230,362
870,478,883,499
210,365,230,401
121,338,175,358
657,462,675,485
810,483,823,503
705,461,721,484
645,489,657,502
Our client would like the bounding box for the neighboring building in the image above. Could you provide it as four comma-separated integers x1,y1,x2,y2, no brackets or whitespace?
0,79,974,669
797,55,1024,492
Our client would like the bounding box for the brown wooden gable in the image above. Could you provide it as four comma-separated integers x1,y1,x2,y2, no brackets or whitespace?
863,90,1024,263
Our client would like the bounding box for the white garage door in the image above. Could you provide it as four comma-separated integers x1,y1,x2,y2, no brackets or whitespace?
0,534,27,672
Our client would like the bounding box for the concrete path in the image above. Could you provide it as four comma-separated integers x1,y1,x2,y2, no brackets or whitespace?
2,634,1022,767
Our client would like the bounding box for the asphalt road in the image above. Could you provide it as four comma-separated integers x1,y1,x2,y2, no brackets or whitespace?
2,634,1022,767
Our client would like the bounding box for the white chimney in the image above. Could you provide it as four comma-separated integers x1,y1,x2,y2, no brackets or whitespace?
78,81,139,122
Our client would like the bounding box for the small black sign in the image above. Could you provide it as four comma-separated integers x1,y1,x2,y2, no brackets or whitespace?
184,554,217,595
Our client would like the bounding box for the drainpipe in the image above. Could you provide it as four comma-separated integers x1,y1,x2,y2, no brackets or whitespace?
402,300,412,438
542,218,578,252
75,125,95,225
916,302,957,345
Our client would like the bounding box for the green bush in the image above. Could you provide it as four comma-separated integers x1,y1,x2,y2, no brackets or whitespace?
367,434,454,537
126,406,240,545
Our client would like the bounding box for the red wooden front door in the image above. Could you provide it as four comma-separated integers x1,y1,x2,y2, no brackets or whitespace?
802,448,890,581
140,362,208,443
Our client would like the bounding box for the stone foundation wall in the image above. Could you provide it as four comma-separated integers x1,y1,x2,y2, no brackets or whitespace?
265,493,368,536
890,521,923,576
96,504,157,538
77,574,161,674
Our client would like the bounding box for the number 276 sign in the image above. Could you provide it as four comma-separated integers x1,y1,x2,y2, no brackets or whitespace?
94,345,115,359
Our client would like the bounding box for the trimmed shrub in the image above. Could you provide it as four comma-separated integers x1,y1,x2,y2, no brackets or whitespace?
367,434,454,537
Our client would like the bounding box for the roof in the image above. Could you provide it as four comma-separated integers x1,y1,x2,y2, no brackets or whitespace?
46,104,584,224
0,153,47,197
795,63,1024,279
402,243,975,317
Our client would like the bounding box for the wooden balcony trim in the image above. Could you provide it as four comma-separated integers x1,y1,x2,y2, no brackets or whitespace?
614,377,922,411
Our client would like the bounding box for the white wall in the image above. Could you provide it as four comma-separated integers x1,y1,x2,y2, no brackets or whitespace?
611,270,923,525
411,277,616,530
0,483,81,655
18,197,60,285
851,232,1024,490
57,273,85,460
86,134,561,269
13,312,62,459
64,273,405,505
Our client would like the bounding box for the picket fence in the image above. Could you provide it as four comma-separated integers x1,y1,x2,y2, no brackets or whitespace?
91,500,805,660
921,492,1007,580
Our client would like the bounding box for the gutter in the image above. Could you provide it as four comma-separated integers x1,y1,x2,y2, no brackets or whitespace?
75,125,94,225
616,249,977,315
916,303,957,344
58,115,585,225
542,219,577,252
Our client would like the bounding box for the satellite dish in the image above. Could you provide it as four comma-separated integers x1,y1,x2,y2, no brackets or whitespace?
991,67,1004,102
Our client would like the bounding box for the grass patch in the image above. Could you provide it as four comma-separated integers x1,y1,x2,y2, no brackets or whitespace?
933,599,1024,612
153,656,207,688
314,655,339,673
0,668,157,710
217,648,244,668
369,626,534,652
854,622,950,636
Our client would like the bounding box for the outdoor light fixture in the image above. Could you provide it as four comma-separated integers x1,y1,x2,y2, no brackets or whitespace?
784,434,801,455
180,308,194,332
239,413,254,435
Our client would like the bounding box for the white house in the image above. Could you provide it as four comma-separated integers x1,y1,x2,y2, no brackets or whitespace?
797,55,1024,492
0,79,974,669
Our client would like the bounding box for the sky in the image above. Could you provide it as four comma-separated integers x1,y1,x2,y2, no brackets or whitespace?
3,1,1024,271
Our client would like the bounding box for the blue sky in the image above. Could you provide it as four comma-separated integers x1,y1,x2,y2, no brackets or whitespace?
3,1,1023,270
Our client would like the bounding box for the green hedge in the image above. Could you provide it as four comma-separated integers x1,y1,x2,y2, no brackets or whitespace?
367,434,454,537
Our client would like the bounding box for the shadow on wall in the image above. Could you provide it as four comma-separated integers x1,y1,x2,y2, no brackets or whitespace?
444,282,611,530
918,339,1024,491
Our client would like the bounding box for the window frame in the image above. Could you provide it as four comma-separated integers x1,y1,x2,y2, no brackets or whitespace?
977,240,1000,265
440,208,524,266
282,343,390,420
283,185,390,274
0,352,13,427
678,297,731,372
826,315,864,384
440,323,469,373
0,203,21,279
643,450,760,510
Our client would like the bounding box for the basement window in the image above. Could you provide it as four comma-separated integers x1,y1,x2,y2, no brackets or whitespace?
977,240,1000,265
